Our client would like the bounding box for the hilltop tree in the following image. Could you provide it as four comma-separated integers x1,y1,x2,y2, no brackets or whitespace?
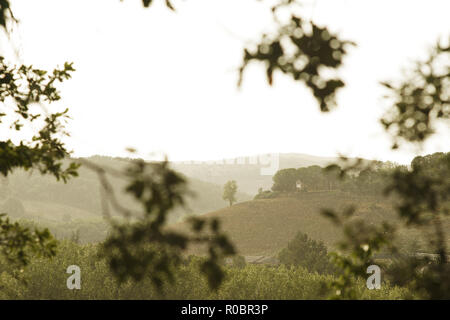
223,180,238,206
272,168,298,192
297,166,326,191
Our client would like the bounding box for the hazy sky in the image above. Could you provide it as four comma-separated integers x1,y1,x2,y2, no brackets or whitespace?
1,0,449,164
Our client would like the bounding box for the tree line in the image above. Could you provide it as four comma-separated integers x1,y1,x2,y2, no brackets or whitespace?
258,153,447,197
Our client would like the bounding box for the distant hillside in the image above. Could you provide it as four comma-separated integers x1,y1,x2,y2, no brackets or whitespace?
2,153,340,223
1,156,251,223
175,192,399,256
172,153,340,195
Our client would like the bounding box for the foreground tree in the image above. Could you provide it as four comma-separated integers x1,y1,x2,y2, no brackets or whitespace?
322,40,450,299
0,55,75,269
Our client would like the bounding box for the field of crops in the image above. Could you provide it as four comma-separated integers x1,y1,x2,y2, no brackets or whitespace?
0,241,410,300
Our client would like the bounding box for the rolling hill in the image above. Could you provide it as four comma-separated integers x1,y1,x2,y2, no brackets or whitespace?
175,191,398,256
1,156,252,224
1,152,341,223
1,153,380,246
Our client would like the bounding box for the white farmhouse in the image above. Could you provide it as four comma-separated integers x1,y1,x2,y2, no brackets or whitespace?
295,180,303,191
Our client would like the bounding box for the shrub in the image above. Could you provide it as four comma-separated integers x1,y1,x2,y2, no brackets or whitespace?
278,232,335,275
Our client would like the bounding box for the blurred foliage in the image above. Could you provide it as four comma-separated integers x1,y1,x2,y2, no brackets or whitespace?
122,0,175,11
0,0,15,32
387,152,450,226
384,152,450,298
381,39,449,148
0,214,56,268
322,150,450,299
0,0,235,290
0,51,77,272
0,57,79,181
128,0,354,112
321,206,395,299
238,1,354,111
318,37,450,295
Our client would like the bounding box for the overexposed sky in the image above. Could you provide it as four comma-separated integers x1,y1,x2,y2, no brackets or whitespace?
1,0,449,164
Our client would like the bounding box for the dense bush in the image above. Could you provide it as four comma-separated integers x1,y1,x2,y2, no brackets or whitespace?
278,232,335,275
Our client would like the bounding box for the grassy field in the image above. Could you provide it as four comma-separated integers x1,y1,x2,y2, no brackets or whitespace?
175,191,398,256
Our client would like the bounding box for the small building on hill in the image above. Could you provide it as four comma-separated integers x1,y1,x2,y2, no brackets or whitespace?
295,180,303,191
